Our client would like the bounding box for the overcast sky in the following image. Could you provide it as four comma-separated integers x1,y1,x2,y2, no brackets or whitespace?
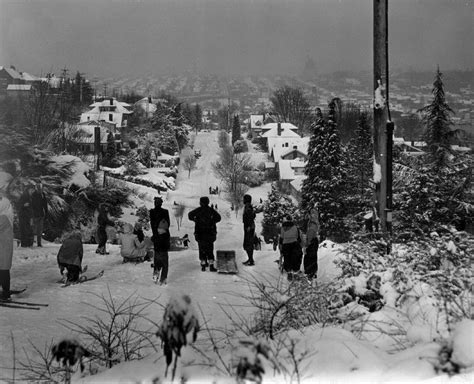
0,0,471,77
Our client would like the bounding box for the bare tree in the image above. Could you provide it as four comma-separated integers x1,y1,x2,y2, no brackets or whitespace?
182,154,197,178
270,86,311,134
212,146,253,193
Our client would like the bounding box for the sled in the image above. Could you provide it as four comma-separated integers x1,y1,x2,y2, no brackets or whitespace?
215,250,238,274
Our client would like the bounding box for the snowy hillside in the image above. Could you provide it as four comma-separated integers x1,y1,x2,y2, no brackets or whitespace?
1,132,472,384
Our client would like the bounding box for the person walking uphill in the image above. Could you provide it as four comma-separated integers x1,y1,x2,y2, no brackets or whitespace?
96,204,115,255
242,194,256,266
279,216,303,281
31,182,48,247
188,196,221,272
0,191,14,301
149,197,170,284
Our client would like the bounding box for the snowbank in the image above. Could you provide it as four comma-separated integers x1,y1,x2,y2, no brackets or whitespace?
50,155,90,188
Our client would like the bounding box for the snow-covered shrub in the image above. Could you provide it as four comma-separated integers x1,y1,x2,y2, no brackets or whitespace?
135,205,150,231
156,294,200,381
244,171,265,187
234,139,249,153
261,183,298,242
335,233,473,334
244,275,337,338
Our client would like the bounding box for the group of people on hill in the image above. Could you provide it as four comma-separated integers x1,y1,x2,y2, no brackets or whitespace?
0,183,321,297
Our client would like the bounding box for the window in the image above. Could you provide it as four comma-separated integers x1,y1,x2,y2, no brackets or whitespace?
109,114,113,121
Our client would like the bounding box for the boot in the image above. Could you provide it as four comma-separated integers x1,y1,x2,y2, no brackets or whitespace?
209,263,217,272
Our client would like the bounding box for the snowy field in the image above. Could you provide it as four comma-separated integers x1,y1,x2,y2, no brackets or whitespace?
0,132,472,383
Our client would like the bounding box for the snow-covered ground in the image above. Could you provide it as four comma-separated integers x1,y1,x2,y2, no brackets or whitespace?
1,132,472,383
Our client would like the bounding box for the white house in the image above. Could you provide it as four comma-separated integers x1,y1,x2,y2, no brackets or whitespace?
80,98,132,128
261,122,298,135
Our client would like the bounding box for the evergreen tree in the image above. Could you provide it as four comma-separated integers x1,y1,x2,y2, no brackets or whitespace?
346,111,373,210
419,67,455,166
301,102,348,240
261,183,297,241
231,115,241,145
194,104,203,132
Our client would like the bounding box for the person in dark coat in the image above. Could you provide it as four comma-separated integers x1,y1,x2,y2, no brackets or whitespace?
31,182,48,247
149,196,171,284
242,194,256,266
0,192,14,300
57,231,84,283
188,196,221,272
96,204,115,255
304,203,320,280
18,185,34,247
279,215,303,280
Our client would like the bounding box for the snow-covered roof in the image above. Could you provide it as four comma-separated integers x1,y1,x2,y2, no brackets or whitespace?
261,122,298,131
268,137,308,157
290,159,307,169
6,84,32,91
21,72,41,82
0,66,22,79
262,127,301,139
278,160,296,180
290,175,307,192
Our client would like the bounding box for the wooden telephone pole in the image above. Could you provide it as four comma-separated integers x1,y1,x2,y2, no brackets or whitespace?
373,0,393,236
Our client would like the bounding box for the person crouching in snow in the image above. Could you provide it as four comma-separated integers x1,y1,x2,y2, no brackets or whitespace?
279,216,303,281
119,223,147,263
188,196,221,272
304,203,320,281
57,231,84,283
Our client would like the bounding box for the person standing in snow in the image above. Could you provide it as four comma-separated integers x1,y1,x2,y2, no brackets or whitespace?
304,203,320,281
242,194,256,266
57,231,84,283
18,185,34,247
150,197,171,284
96,204,115,255
188,196,221,272
0,191,14,301
31,182,48,247
279,215,303,280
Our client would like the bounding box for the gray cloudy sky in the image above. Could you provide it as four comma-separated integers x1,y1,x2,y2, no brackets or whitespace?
0,0,472,77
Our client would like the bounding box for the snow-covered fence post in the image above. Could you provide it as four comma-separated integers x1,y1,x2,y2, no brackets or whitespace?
156,294,200,381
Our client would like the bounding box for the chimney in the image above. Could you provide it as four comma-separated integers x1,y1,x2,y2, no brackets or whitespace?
277,121,282,136
148,95,152,103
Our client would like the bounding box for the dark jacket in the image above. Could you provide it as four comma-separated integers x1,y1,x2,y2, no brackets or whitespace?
188,206,221,242
18,191,33,219
57,233,83,268
98,211,115,229
149,207,170,238
243,203,256,250
31,191,48,218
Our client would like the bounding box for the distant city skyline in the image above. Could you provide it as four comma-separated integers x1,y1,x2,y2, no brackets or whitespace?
0,0,472,78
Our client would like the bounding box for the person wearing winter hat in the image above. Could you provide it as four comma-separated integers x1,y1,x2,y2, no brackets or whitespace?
188,196,221,272
279,215,303,280
0,190,14,300
150,196,170,284
242,194,256,266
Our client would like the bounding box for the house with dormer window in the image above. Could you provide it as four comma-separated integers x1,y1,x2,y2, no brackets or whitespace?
80,98,133,128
